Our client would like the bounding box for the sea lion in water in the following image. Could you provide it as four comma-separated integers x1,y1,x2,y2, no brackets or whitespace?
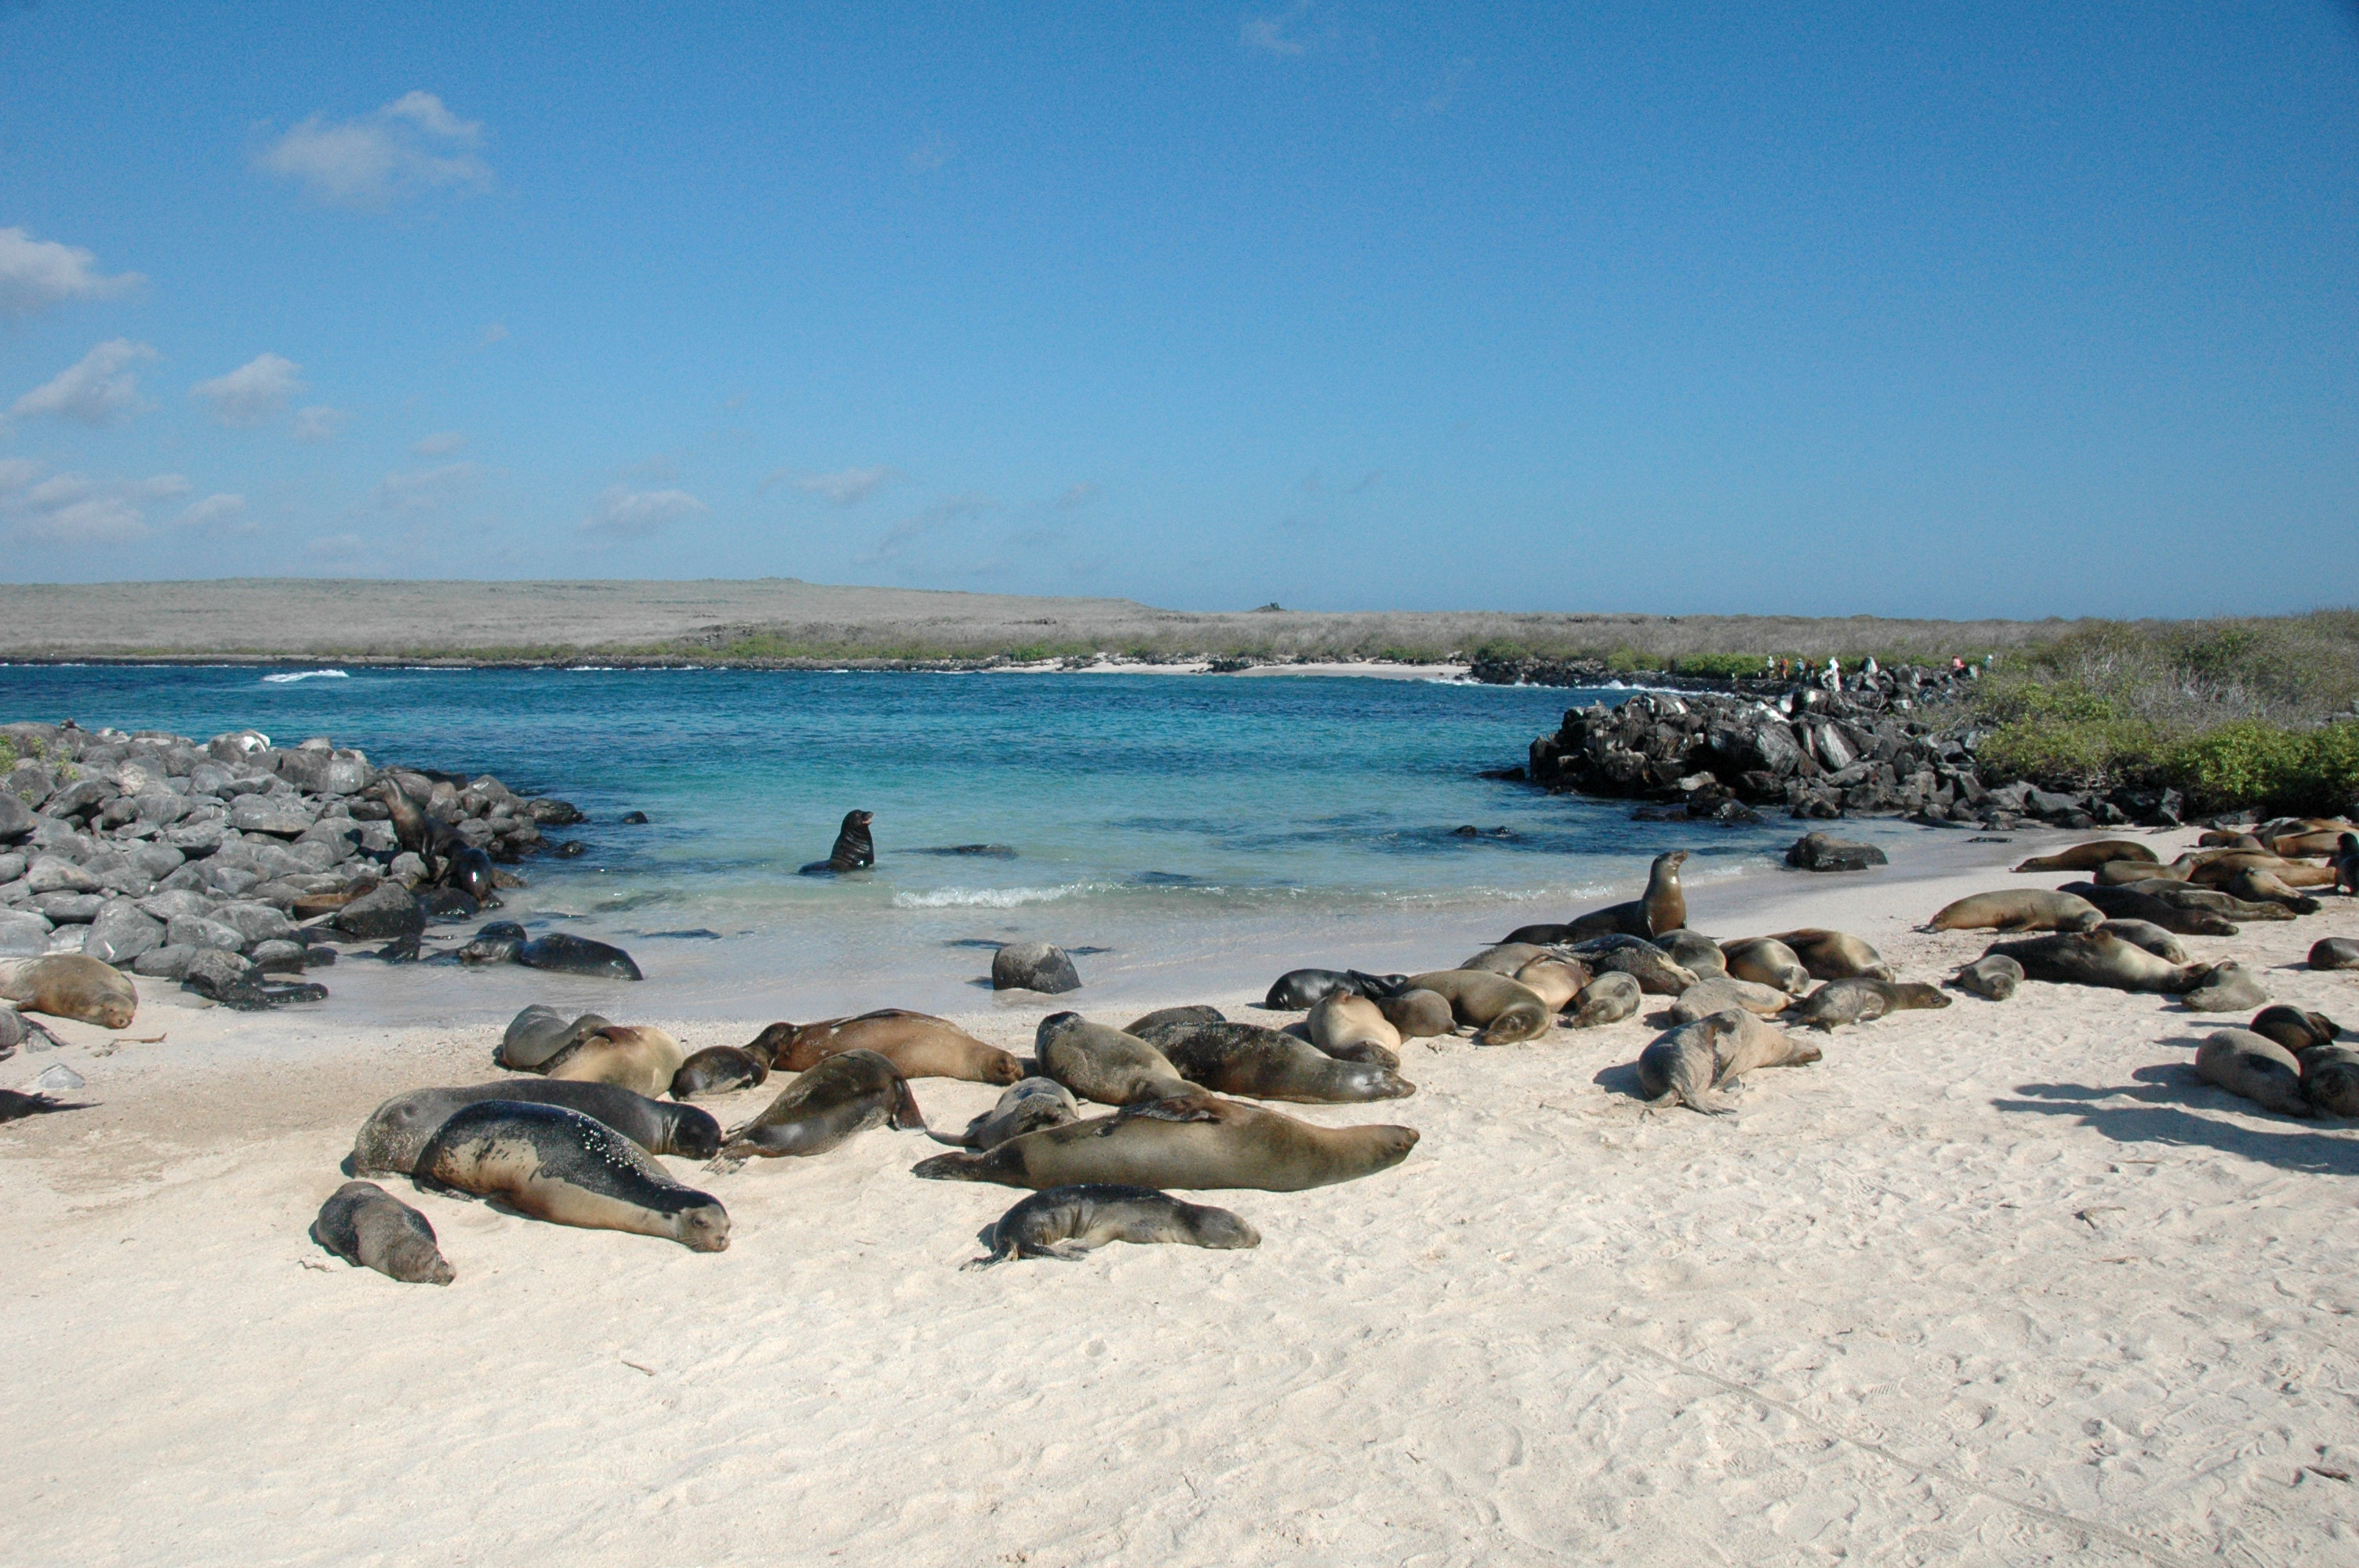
1667,976,1790,1023
1570,971,1642,1026
1637,1008,1821,1115
547,1025,685,1098
2179,961,2269,1013
1125,1005,1225,1036
310,1181,454,1285
1562,935,1697,996
1376,988,1455,1039
516,934,643,980
2311,937,2359,971
719,1049,924,1160
0,1088,89,1122
416,1101,731,1250
965,1184,1259,1268
798,809,876,876
1947,954,2024,1000
1982,931,2198,993
1132,1020,1415,1103
928,1077,1080,1150
460,921,529,965
1307,992,1402,1066
2095,920,2188,963
1034,1013,1191,1106
1718,937,1812,996
1504,850,1689,942
1261,969,1408,1011
352,1080,723,1174
496,1006,612,1072
2012,840,2159,873
670,1046,770,1098
764,1010,1023,1084
911,1091,1418,1193
1930,890,2104,934
2246,1006,2339,1055
1787,978,1950,1031
1405,970,1551,1045
1764,929,1893,982
0,955,136,1029
2194,1029,2313,1118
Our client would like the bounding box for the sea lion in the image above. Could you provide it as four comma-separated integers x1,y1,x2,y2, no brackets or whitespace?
1503,849,1689,942
2060,882,2241,935
0,1007,64,1057
2189,852,2337,890
2338,832,2358,895
2311,937,2359,971
1569,971,1642,1026
1983,931,2198,993
1457,942,1554,975
1136,1020,1414,1103
310,1181,454,1285
2194,1029,2313,1118
670,1046,769,1098
2095,920,2189,963
1718,937,1812,996
1764,929,1893,982
911,1091,1418,1193
511,933,642,980
1376,987,1455,1039
1261,969,1408,1011
965,1184,1259,1268
1667,976,1791,1023
1034,1013,1190,1106
1636,1008,1821,1115
927,1077,1080,1149
2219,867,2322,915
442,845,500,909
2094,857,2191,886
1787,978,1950,1031
1512,957,1590,1011
543,1025,685,1098
2298,1042,2359,1116
460,920,528,965
1125,1005,1225,1036
2012,840,2160,873
2246,1006,2340,1054
1404,970,1551,1045
496,1005,613,1072
352,1080,723,1174
1652,929,1728,979
719,1049,924,1160
0,1088,89,1122
416,1101,730,1250
2179,962,2269,1013
0,955,136,1029
1946,953,2023,1000
798,809,876,876
1930,890,2103,934
765,1010,1022,1084
372,779,462,880
1307,992,1402,1066
1563,935,1697,996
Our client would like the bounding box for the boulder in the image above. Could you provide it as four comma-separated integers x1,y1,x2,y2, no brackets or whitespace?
333,884,425,940
24,856,99,895
166,818,229,857
0,909,53,956
138,888,217,924
0,789,32,843
213,901,299,946
990,941,1081,994
31,892,105,924
131,944,202,980
179,946,259,1000
83,904,165,964
167,913,249,953
228,797,316,837
45,778,120,818
1785,832,1890,873
0,853,24,885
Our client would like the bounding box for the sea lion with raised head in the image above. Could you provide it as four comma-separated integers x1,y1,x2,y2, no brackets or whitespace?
1983,931,2199,993
2311,937,2359,971
546,1025,685,1098
1376,988,1455,1039
1261,969,1407,1011
496,1005,612,1072
670,1046,770,1098
1034,1013,1190,1105
516,934,643,980
798,809,876,876
1133,1020,1415,1103
1764,929,1894,982
1718,937,1812,996
1947,953,2024,1000
765,1010,1022,1084
1570,971,1643,1026
2095,920,2189,963
1931,890,2104,934
1504,850,1689,942
1307,991,1402,1066
1787,978,1950,1031
1637,1008,1821,1115
2195,1029,2313,1118
310,1181,454,1285
2012,840,2160,873
415,1101,731,1250
0,955,136,1029
1405,969,1552,1044
965,1184,1259,1268
1667,976,1791,1023
719,1048,924,1160
912,1091,1419,1193
352,1080,723,1174
928,1077,1080,1150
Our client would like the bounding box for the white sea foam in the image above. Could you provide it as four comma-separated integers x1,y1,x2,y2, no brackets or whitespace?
259,669,348,684
891,884,1098,909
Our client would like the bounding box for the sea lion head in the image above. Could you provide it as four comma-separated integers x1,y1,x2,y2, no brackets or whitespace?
1034,1011,1085,1049
1183,1204,1263,1250
1889,982,1951,1011
742,1022,796,1067
669,1200,731,1253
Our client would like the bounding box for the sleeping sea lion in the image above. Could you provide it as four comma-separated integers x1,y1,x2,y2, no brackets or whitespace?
1946,953,2023,1000
2188,852,2337,890
2219,867,2322,915
2194,1029,2312,1118
1569,971,1642,1026
2179,961,2269,1013
1718,937,1812,996
1652,929,1728,979
911,1091,1418,1193
1667,976,1791,1023
765,1010,1022,1084
310,1181,454,1285
1457,942,1554,975
1125,1005,1225,1036
670,1046,769,1098
1504,850,1688,942
2011,840,2159,873
1512,957,1590,1011
965,1185,1259,1268
516,934,643,980
1561,935,1697,996
2095,920,2188,963
2059,882,2241,935
719,1048,924,1160
927,1077,1080,1150
1134,1020,1414,1103
1261,969,1408,1011
0,955,136,1029
798,809,877,877
1307,992,1402,1066
1404,969,1551,1044
352,1079,724,1174
2299,1042,2359,1116
2246,1006,2339,1055
1982,931,2198,993
1375,988,1455,1039
416,1101,731,1250
496,1005,612,1072
1764,929,1894,982
546,1025,685,1098
2311,937,2359,971
1929,890,2103,933
1034,1013,1190,1105
1637,1008,1820,1115
1787,978,1950,1031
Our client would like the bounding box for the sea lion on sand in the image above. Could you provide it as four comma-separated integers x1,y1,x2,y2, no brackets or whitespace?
719,1049,923,1160
1667,976,1791,1023
1564,935,1697,996
546,1025,685,1098
460,921,529,965
1035,1013,1190,1106
1719,937,1812,996
310,1181,453,1285
1983,931,2198,993
353,1080,723,1174
515,934,642,980
0,955,136,1029
2095,920,2189,963
496,1005,612,1072
1512,957,1590,1011
2179,962,2269,1013
2061,882,2241,935
2247,1006,2339,1055
1261,969,1407,1011
1504,850,1689,942
417,1102,730,1250
1405,970,1551,1044
1946,953,2023,1000
1652,930,1728,979
1307,992,1402,1066
2190,853,2337,891
911,1091,1419,1193
2337,832,2359,895
928,1077,1080,1150
766,1010,1022,1084
1570,971,1643,1026
1125,1006,1225,1036
1458,942,1554,975
2299,1042,2359,1116
2012,840,2159,873
966,1185,1259,1268
1637,1008,1821,1115
1765,929,1893,982
2220,867,2322,915
1787,978,1950,1031
670,1046,769,1098
0,1088,89,1121
798,809,876,876
2311,937,2359,971
1136,1020,1414,1103
1376,988,1455,1039
2094,856,2190,886
1930,890,2103,934
2195,1030,2313,1118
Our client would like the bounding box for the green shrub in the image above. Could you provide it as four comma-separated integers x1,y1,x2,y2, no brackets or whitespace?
1471,640,1529,663
1668,652,1766,679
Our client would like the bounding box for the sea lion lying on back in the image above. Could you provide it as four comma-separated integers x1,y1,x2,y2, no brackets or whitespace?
719,1049,925,1160
416,1102,731,1250
1637,1009,1820,1115
1504,850,1688,942
759,1010,1022,1084
1929,890,2103,934
1405,970,1551,1044
2012,840,2159,873
966,1184,1259,1268
1130,1019,1415,1103
1765,929,1893,982
929,1078,1080,1150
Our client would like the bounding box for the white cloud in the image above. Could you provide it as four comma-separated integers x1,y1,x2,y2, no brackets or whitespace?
258,92,491,208
777,464,892,506
304,533,369,565
583,485,708,538
1241,2,1310,55
412,430,467,456
191,354,306,426
375,461,483,513
0,460,187,545
477,322,508,347
0,227,143,321
907,134,953,172
863,492,994,562
290,405,348,442
5,339,157,427
176,494,254,535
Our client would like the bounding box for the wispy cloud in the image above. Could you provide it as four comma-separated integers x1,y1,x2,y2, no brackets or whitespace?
0,459,187,545
304,532,369,565
862,492,994,563
477,322,509,347
1241,1,1311,56
772,464,893,506
176,493,254,535
191,354,305,426
583,485,708,538
412,430,467,456
0,227,143,321
374,461,483,513
1053,482,1101,510
257,91,491,208
907,133,954,172
291,405,348,443
5,339,157,427
1345,467,1383,495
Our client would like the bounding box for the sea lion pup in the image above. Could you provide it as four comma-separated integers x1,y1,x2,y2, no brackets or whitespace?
1928,890,2103,934
1947,953,2024,1000
1034,1013,1191,1106
2246,1006,2341,1055
766,1010,1023,1084
2219,866,2323,915
1512,957,1590,1011
1261,969,1408,1011
310,1181,454,1286
1405,970,1551,1045
0,955,136,1029
1636,1008,1821,1115
547,1025,686,1098
2338,832,2359,895
798,809,877,876
1982,931,2200,993
2299,1041,2359,1117
1564,935,1697,996
928,1077,1081,1150
2011,840,2160,873
1569,971,1642,1026
2179,961,2270,1013
965,1185,1259,1269
1718,937,1812,996
2312,937,2359,971
1125,1005,1225,1036
1307,991,1403,1067
0,1088,90,1122
911,1091,1419,1193
352,1080,724,1174
418,1102,730,1250
1765,929,1894,982
516,933,643,981
1787,978,1950,1032
2095,920,2188,963
670,1046,770,1099
496,1005,612,1073
1376,988,1456,1039
1503,849,1690,943
1652,930,1728,979
719,1049,924,1161
1132,1019,1415,1103
2194,1029,2314,1119
1667,976,1791,1023
1457,942,1560,976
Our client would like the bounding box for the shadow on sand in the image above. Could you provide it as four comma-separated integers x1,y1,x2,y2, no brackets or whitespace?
1994,1050,2359,1176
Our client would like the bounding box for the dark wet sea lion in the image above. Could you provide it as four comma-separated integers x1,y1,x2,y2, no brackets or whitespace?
1637,1008,1820,1114
1261,968,1408,1011
767,1010,1022,1084
1947,954,2023,1000
720,1049,924,1160
798,809,876,876
1930,891,2103,934
1307,992,1401,1065
0,1088,90,1122
2194,1029,2313,1118
0,955,137,1029
1375,988,1455,1039
2012,840,2160,873
547,1025,685,1098
1134,1020,1415,1103
966,1184,1259,1267
1569,971,1642,1026
2311,937,2359,971
1561,935,1697,996
1404,970,1551,1044
912,1091,1418,1193
442,844,500,909
311,1181,454,1284
460,920,529,965
1764,929,1893,982
516,933,643,980
2095,920,2188,963
1505,849,1689,942
1035,1012,1190,1105
671,1045,770,1098
1982,931,2198,993
928,1077,1080,1149
496,1005,612,1072
2338,832,2358,895
1787,978,1950,1031
1718,937,1812,995
416,1101,732,1250
2246,1005,2339,1054
353,1080,724,1173
1125,1005,1225,1036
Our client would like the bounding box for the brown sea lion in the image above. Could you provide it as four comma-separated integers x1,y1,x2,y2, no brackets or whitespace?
1307,991,1402,1066
1946,953,2023,1000
1637,1008,1821,1115
1982,931,2198,993
670,1046,770,1098
1457,942,1555,975
764,1010,1022,1085
546,1025,685,1098
1503,850,1689,942
966,1184,1259,1267
2270,828,2355,858
2179,961,2269,1013
1512,957,1590,1011
2219,867,2321,915
1034,1013,1190,1105
2298,1043,2359,1116
1404,969,1552,1044
1787,978,1950,1031
0,955,136,1029
2095,920,2188,963
2311,937,2359,971
1667,976,1792,1023
2188,853,2336,890
1375,988,1455,1039
2194,1029,2313,1118
416,1101,731,1250
1718,937,1812,995
1929,890,2103,934
2012,840,2160,873
1570,971,1643,1026
719,1049,924,1160
1565,936,1698,996
2246,1005,2339,1054
1764,929,1894,982
927,1077,1080,1150
1141,1021,1415,1103
496,1006,612,1073
1652,930,1728,980
2095,856,2193,886
911,1091,1419,1193
310,1181,454,1285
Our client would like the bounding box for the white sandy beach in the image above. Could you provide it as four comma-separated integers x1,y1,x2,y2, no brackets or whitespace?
4,829,2357,1566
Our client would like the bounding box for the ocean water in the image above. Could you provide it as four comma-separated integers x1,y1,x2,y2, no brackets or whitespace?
0,665,1966,1021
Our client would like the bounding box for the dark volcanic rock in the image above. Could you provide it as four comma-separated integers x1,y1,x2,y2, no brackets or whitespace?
991,941,1081,994
1786,832,1889,872
333,884,426,940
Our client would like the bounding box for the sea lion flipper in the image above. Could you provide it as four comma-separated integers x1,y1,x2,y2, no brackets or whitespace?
1114,1095,1223,1125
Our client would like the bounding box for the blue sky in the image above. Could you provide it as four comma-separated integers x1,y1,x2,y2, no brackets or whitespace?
2,2,2354,618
